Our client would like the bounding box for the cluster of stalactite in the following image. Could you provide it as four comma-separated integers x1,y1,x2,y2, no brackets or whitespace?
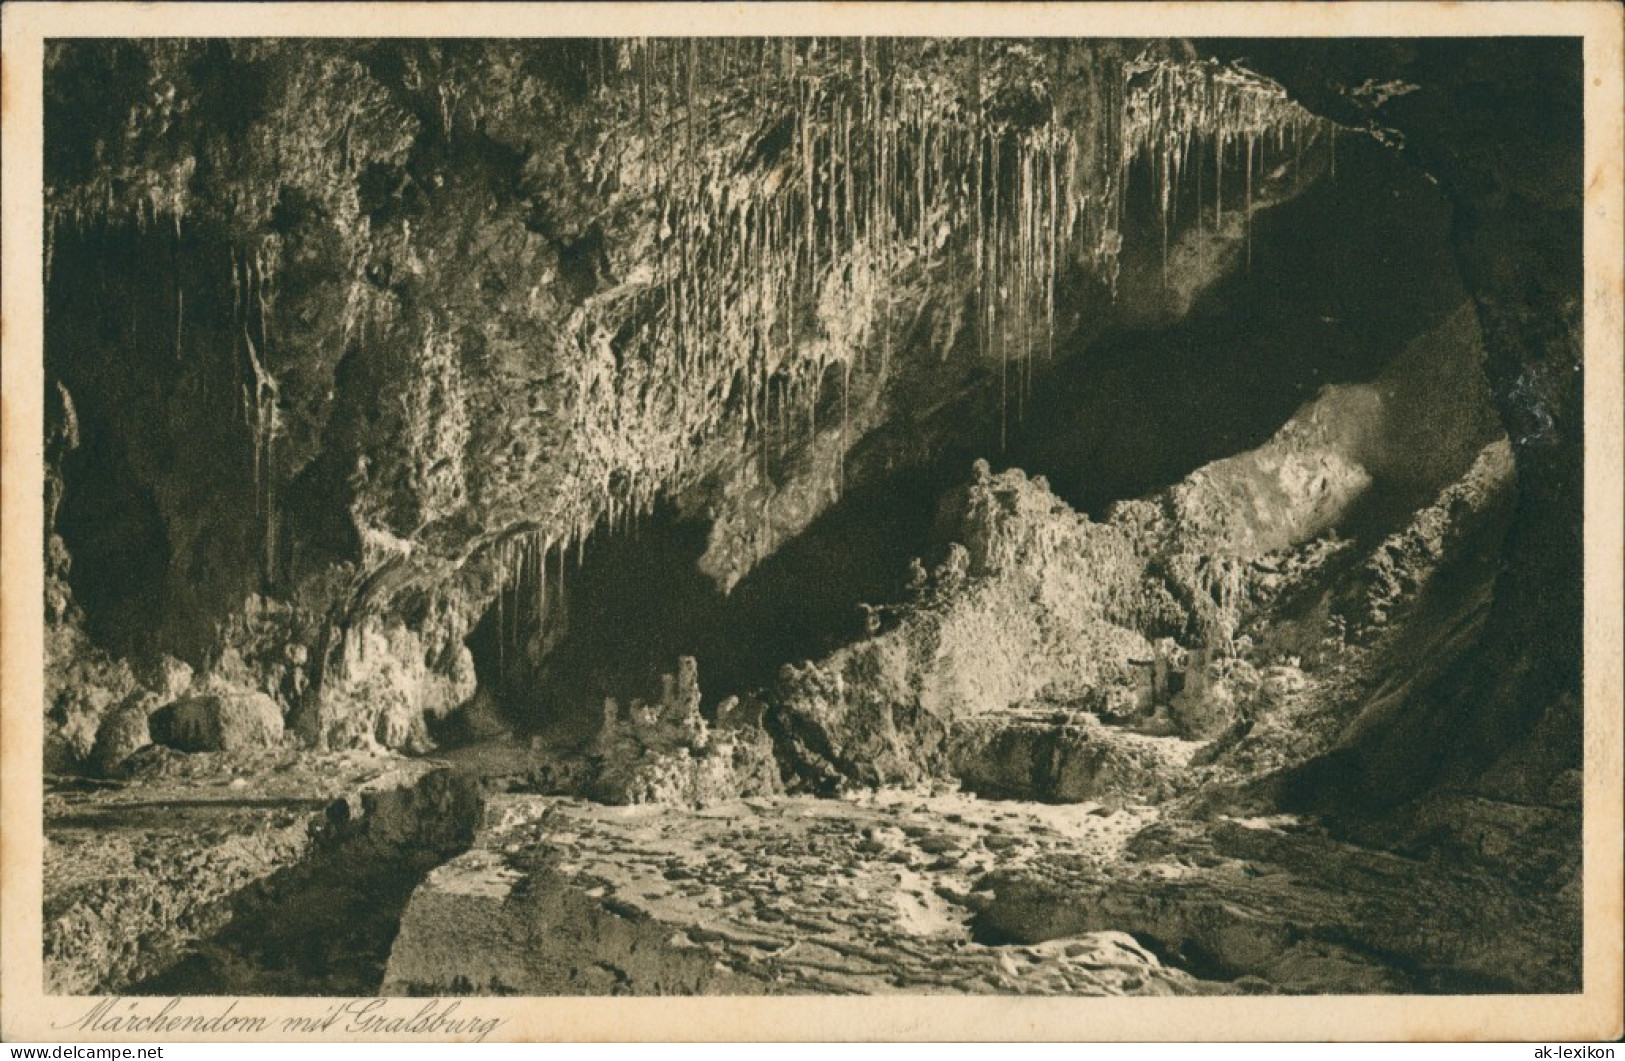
488,529,568,690
491,42,1330,672
40,39,1329,683
556,39,1103,546
1119,55,1330,271
231,242,282,592
563,44,1331,526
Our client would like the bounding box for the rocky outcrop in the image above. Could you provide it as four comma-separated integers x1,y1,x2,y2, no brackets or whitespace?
295,615,478,753
946,712,1201,806
44,751,448,994
89,695,157,774
45,622,138,775
765,304,1505,794
969,812,1576,992
1207,38,1586,815
150,692,285,753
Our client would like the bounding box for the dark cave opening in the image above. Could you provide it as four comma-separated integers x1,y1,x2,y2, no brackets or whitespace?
45,223,224,662
463,471,948,745
46,209,365,665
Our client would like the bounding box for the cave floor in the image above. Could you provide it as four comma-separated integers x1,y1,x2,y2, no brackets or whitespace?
44,752,1213,998
379,784,1575,997
381,788,1212,996
43,748,440,995
44,738,1579,998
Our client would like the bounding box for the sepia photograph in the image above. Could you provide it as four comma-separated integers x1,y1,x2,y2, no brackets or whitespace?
2,1,1620,1044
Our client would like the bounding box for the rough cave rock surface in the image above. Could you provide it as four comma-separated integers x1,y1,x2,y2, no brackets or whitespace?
44,39,1330,760
41,37,1583,998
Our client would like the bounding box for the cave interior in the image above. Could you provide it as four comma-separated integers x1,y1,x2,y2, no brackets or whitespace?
39,36,1585,999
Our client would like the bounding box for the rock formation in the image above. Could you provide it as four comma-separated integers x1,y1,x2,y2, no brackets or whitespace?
38,37,1586,1001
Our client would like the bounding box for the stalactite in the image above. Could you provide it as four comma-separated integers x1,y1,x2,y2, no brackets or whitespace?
839,358,850,497
992,131,1006,452
45,213,59,288
541,41,1328,601
1120,51,1326,275
230,245,243,423
1245,131,1254,273
228,242,282,590
1193,126,1206,231
495,547,506,683
1046,139,1058,364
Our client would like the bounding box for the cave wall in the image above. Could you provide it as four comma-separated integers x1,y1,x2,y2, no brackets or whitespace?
1200,39,1587,810
45,39,1342,756
45,36,1580,796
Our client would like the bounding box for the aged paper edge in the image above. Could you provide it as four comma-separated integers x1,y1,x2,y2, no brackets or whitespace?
2,1,1620,1044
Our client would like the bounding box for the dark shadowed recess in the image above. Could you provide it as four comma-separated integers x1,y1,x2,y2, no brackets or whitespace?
48,223,260,662
1206,37,1586,814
